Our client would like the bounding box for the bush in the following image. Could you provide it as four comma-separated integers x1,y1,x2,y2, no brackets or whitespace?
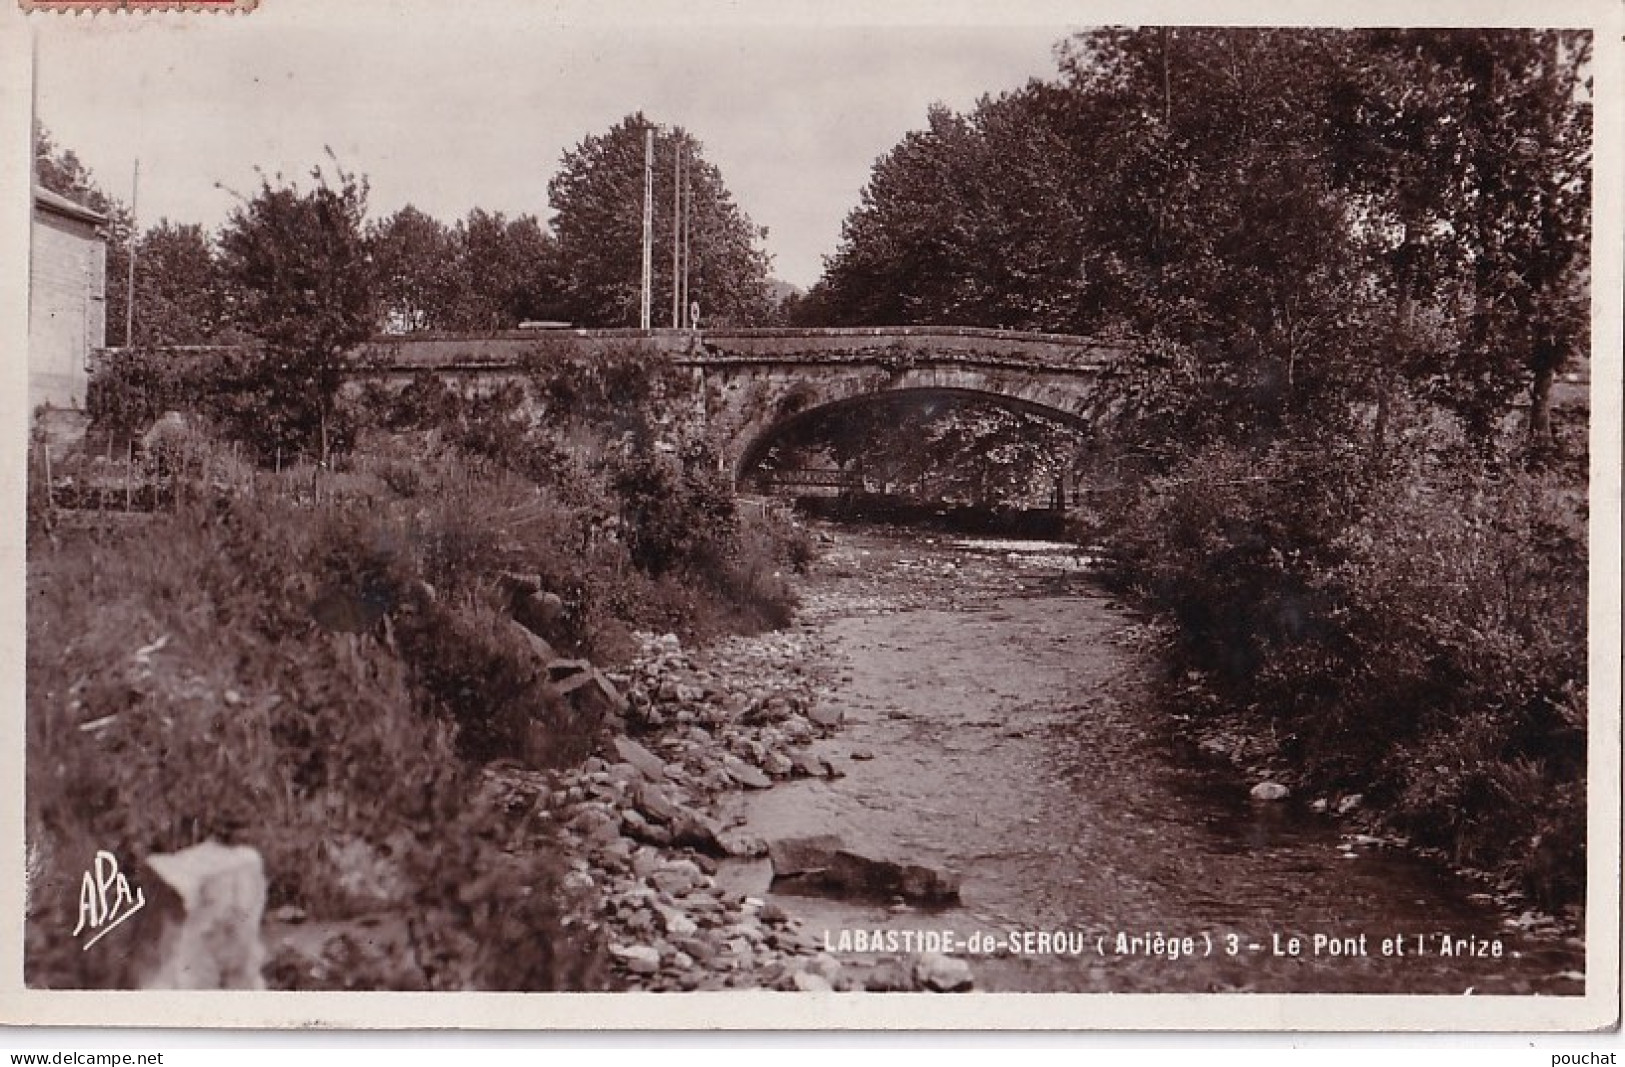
25,473,599,990
1103,429,1588,908
89,345,362,465
611,447,738,577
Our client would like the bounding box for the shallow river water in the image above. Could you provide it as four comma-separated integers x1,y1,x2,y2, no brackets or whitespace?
718,527,1587,995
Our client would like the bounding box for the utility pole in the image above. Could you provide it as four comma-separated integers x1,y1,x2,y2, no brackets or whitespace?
671,138,682,329
681,157,692,328
640,125,654,331
125,159,139,347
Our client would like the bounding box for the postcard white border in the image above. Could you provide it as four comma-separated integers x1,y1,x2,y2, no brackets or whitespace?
0,0,1618,1034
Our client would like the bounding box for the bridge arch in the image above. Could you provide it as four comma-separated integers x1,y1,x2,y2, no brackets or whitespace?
733,384,1093,485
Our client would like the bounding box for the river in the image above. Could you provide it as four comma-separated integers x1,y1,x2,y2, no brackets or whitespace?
716,525,1587,995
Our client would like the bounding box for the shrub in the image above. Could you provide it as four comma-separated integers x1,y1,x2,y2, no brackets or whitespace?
1102,427,1587,908
611,445,738,578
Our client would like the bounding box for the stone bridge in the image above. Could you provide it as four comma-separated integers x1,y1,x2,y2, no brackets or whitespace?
360,326,1127,481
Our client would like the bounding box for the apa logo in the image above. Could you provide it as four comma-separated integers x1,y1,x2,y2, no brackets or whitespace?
72,850,146,950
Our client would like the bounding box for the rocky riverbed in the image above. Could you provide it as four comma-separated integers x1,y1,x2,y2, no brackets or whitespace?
531,523,1586,996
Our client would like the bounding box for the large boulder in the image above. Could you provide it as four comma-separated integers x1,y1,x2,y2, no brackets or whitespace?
131,841,267,990
612,736,669,781
767,834,844,879
767,835,961,905
822,851,960,905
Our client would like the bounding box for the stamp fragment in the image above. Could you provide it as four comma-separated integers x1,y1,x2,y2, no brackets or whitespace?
21,0,254,12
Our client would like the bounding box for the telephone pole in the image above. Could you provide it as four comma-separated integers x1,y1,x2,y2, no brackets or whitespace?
640,126,654,331
681,157,692,328
671,138,683,329
125,159,139,346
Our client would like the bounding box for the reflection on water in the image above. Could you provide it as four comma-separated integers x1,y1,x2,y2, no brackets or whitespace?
722,531,1586,994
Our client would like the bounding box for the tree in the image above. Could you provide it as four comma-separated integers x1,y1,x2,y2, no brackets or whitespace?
448,209,565,330
129,221,228,346
1328,30,1592,452
368,205,461,333
216,160,375,462
814,86,1088,330
816,29,1590,461
548,114,773,327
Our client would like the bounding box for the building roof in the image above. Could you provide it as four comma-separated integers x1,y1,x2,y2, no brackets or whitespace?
33,185,108,227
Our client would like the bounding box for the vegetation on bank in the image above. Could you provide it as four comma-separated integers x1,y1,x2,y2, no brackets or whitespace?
27,344,809,990
1091,410,1588,911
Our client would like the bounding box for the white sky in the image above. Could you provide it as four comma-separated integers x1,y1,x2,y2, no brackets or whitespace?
29,1,1080,289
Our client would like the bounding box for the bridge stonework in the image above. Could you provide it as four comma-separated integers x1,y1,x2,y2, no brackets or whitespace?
360,327,1125,481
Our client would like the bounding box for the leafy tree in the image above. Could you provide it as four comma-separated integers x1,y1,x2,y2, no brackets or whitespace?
368,205,461,332
1058,29,1392,449
1327,30,1593,451
369,206,565,332
448,209,565,330
129,221,228,346
216,161,375,462
548,114,773,327
815,87,1087,331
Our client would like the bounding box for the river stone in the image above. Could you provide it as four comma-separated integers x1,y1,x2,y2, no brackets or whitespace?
808,705,843,729
666,807,727,856
722,754,773,790
864,959,915,992
598,837,634,869
790,751,825,778
613,736,668,781
660,908,698,938
1250,781,1290,802
913,952,973,992
768,834,844,878
762,750,795,777
809,952,843,982
613,943,662,975
821,851,961,905
632,782,683,824
631,848,663,879
792,970,833,992
652,858,705,895
718,831,768,858
570,806,620,845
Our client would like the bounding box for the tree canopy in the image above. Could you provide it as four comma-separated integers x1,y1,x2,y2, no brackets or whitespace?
548,114,774,327
216,162,375,460
804,28,1592,457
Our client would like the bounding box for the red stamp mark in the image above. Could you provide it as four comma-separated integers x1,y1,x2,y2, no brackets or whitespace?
21,0,255,11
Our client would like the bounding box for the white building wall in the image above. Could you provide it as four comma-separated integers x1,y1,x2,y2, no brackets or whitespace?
29,208,106,412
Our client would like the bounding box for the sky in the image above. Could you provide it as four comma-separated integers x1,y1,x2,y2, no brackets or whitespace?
28,1,1082,290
